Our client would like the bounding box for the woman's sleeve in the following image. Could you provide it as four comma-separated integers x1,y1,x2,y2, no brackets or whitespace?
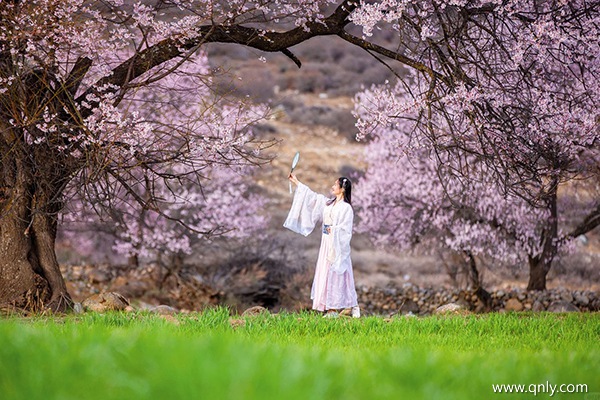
283,182,327,236
330,204,353,274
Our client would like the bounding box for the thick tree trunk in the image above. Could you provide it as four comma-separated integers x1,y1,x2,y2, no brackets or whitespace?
0,203,71,311
0,166,72,311
0,196,49,310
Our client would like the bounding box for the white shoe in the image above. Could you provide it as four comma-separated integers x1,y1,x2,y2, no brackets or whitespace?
351,306,360,318
323,311,339,319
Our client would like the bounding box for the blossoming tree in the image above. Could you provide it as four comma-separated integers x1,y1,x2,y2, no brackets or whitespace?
353,1,600,290
0,0,362,310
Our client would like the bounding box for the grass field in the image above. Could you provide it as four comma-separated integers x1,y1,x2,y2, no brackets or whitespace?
0,309,598,400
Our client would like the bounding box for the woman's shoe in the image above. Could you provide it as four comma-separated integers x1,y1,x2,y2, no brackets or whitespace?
323,311,339,318
351,306,360,318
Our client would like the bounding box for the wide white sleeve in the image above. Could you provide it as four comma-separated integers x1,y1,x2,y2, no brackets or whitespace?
283,182,327,236
330,203,353,274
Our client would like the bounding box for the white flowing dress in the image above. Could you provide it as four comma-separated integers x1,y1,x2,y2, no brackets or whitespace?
283,182,358,311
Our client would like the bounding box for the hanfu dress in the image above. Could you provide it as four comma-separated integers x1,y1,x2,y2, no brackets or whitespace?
283,182,358,311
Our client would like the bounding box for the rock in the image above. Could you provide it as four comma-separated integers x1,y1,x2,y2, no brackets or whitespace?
433,303,466,315
149,305,178,315
159,314,180,325
532,300,546,312
81,292,129,312
574,294,589,306
242,306,269,316
505,298,524,312
547,301,580,313
560,292,574,303
229,318,246,328
400,299,420,314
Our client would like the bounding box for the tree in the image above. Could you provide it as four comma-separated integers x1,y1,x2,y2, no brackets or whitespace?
0,0,364,310
353,1,600,290
354,105,581,298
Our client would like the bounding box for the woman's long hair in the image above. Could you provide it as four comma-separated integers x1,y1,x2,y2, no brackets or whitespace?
327,177,352,205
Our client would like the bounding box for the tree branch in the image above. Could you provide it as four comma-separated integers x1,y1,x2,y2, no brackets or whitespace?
337,30,451,87
564,203,600,240
76,0,357,110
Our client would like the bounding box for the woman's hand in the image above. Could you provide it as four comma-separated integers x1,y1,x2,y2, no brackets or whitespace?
288,173,300,186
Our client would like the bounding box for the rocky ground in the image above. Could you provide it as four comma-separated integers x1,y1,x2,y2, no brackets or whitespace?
63,262,600,316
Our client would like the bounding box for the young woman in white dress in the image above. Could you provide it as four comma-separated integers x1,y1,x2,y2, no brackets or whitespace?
285,174,360,318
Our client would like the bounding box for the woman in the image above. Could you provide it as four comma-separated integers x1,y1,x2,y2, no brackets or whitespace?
284,174,360,318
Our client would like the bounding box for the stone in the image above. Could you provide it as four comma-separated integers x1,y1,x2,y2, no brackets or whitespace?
149,305,178,315
560,292,574,303
242,306,269,316
81,292,129,312
400,299,420,314
532,300,546,312
229,318,246,328
504,298,524,312
574,294,590,306
159,314,180,325
547,301,580,313
433,303,467,315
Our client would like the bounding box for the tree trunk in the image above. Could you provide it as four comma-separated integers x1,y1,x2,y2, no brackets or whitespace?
0,195,49,310
526,182,559,291
465,251,492,311
0,167,71,312
527,255,553,291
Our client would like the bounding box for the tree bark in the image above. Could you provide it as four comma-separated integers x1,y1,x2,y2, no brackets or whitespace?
0,194,48,310
0,195,71,311
527,255,552,291
0,152,71,311
527,182,559,291
465,251,492,310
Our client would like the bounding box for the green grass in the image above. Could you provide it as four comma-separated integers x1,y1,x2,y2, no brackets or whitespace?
0,309,598,400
